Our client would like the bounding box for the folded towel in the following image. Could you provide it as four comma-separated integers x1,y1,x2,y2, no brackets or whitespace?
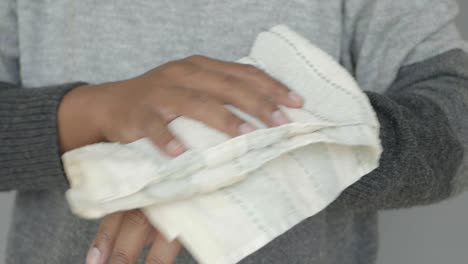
62,25,382,264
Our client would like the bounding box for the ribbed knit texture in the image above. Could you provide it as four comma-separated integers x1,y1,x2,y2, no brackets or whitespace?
1,0,467,263
0,82,82,191
330,50,466,212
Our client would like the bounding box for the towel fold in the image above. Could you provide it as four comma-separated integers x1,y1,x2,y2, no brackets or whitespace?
62,25,382,264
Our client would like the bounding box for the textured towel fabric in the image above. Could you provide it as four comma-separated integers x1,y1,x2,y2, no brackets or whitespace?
62,25,382,264
2,1,468,263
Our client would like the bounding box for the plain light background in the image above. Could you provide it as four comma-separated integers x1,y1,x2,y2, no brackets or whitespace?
0,1,468,263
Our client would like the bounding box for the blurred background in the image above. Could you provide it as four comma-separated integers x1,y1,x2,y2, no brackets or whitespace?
1,1,468,263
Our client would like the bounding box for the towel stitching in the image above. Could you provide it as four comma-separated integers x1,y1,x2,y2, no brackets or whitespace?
267,28,366,177
223,188,272,236
246,55,333,123
268,29,365,108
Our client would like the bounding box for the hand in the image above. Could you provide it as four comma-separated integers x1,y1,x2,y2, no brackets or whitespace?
87,210,181,264
58,55,304,155
61,56,304,263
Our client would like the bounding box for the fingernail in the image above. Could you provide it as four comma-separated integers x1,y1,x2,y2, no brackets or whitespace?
239,123,257,135
288,92,304,104
86,247,101,264
272,110,290,126
166,139,186,156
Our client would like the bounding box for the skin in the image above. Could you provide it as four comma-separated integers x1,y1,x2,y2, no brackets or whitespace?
88,210,181,264
58,55,304,264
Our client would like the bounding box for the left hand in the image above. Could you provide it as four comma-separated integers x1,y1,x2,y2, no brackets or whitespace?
86,210,181,264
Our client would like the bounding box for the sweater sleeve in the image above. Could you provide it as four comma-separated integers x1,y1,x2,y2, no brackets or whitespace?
0,0,84,191
0,82,84,191
332,49,467,211
332,0,468,211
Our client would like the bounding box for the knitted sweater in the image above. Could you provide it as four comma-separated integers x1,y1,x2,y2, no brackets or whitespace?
1,0,467,263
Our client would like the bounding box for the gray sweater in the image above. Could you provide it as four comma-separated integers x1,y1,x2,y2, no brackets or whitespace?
1,0,467,263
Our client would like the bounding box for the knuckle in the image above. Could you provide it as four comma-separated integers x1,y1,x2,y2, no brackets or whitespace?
161,61,180,74
188,90,212,104
185,54,206,62
146,255,167,264
120,127,145,143
162,60,198,77
144,120,165,136
125,210,148,226
242,64,262,75
255,99,277,118
271,81,289,93
149,130,173,147
222,113,242,131
189,103,211,119
111,250,132,264
221,73,241,86
94,230,112,246
149,126,171,141
264,95,275,103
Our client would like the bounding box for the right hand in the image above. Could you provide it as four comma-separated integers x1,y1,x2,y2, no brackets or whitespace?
58,55,304,155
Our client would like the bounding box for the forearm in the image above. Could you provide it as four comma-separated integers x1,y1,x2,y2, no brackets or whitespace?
0,82,83,191
332,49,468,212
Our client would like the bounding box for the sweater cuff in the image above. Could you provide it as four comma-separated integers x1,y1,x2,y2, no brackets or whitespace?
0,82,86,191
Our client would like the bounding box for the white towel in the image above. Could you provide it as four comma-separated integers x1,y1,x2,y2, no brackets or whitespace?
62,25,382,264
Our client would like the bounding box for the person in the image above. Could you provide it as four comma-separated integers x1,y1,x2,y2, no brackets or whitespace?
1,0,467,263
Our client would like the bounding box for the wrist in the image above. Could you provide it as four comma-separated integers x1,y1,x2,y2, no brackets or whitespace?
58,84,106,153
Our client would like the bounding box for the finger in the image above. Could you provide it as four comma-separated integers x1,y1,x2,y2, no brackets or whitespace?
157,108,179,123
87,212,124,264
109,210,153,264
145,228,159,246
145,235,182,264
184,69,291,127
143,113,186,156
185,55,304,107
157,87,254,137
